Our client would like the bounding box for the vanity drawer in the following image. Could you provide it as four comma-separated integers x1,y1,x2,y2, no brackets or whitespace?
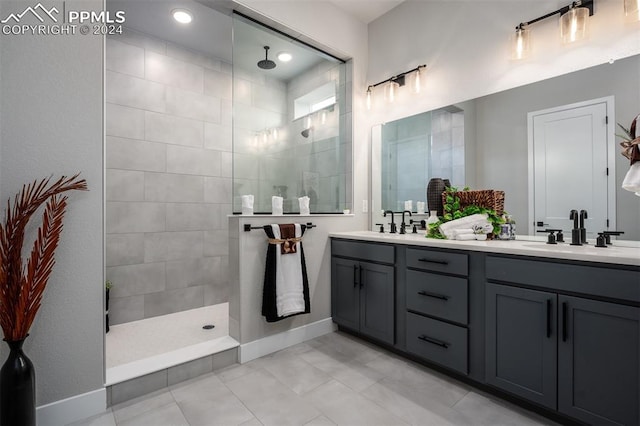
331,239,394,264
406,270,468,324
406,248,468,276
406,312,468,375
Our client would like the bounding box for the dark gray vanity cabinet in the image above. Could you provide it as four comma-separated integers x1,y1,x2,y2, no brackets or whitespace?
485,283,557,409
404,248,470,375
331,240,395,345
486,255,640,426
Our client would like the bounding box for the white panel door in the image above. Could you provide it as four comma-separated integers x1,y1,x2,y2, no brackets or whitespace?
530,101,609,237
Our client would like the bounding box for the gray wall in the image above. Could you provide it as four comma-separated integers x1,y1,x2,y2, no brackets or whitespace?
105,28,232,324
474,55,640,240
0,0,104,406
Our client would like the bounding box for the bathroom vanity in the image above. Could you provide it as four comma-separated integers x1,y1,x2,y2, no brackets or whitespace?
330,232,640,425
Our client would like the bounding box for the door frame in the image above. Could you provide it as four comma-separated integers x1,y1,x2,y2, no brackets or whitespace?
527,96,615,235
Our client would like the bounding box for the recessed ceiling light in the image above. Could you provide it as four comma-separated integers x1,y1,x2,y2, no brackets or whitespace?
172,9,193,24
277,52,292,62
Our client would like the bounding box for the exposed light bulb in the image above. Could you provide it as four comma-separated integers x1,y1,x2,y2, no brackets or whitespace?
384,80,399,103
511,25,530,60
320,110,327,125
412,69,421,94
172,9,193,24
560,6,589,44
624,0,640,21
272,128,279,141
366,87,372,110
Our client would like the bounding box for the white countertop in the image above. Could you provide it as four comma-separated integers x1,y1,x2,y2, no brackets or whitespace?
329,231,640,266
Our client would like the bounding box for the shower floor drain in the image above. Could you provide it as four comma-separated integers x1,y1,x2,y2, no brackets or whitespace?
202,324,215,330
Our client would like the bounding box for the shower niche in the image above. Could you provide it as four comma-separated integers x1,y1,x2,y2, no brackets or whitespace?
232,13,351,214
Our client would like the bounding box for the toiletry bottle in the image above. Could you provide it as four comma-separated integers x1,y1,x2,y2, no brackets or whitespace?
506,215,516,240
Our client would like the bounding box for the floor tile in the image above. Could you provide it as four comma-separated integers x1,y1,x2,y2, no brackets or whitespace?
225,369,320,425
117,402,189,426
111,389,174,423
298,348,382,392
304,415,336,426
215,362,259,384
453,391,552,426
257,351,332,395
304,379,409,426
66,410,116,426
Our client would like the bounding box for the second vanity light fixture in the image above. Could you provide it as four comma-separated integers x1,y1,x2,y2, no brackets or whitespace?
511,0,594,60
366,64,426,110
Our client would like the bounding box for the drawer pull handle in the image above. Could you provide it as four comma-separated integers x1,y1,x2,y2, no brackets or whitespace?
418,335,449,349
353,264,357,287
562,302,568,342
417,258,449,265
418,290,449,301
546,299,552,338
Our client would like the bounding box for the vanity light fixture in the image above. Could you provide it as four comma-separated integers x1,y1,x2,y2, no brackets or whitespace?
365,64,426,110
624,0,640,20
511,0,594,59
172,8,193,24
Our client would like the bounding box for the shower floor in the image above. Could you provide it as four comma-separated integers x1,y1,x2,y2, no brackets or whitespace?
106,303,237,385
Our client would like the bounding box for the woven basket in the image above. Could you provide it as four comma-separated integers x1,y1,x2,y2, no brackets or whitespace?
442,189,505,216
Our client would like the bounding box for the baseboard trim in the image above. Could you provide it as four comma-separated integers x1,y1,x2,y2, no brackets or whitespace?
239,318,336,363
37,387,106,426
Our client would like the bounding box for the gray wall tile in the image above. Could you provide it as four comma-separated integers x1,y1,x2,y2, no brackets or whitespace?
145,111,204,147
166,203,218,232
204,122,232,152
110,370,168,406
204,68,232,100
166,86,221,123
220,152,232,178
166,145,220,177
145,51,204,93
212,348,238,371
167,356,213,386
106,262,166,297
204,230,229,257
166,257,212,289
109,295,144,325
144,231,203,262
144,173,204,202
106,71,166,113
106,103,144,139
110,27,166,55
106,202,165,233
106,39,144,78
106,136,166,172
166,42,221,71
144,286,204,318
106,169,145,201
106,233,145,267
204,177,232,203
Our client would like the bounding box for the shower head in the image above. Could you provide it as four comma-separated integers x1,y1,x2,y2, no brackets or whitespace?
301,127,313,138
257,46,276,70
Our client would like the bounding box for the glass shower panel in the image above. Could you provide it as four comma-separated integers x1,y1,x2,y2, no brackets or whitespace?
232,14,348,214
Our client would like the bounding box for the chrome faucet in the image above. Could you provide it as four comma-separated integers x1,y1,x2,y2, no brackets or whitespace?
383,210,397,234
400,210,412,234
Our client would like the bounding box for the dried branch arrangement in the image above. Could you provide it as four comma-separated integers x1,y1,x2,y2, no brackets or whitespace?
0,174,87,341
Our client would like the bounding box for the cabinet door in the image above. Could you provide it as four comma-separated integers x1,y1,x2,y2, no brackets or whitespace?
331,257,360,331
485,283,557,409
558,296,639,426
360,262,395,345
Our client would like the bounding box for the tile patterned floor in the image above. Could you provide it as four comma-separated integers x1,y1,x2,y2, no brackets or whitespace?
72,331,555,426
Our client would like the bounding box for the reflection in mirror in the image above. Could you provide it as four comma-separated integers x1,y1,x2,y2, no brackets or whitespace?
371,55,640,240
232,13,350,214
380,106,465,212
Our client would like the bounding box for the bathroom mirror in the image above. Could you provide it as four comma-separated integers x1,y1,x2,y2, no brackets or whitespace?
371,54,640,240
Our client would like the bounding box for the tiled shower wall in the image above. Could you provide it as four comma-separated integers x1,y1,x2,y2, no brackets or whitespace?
105,28,231,325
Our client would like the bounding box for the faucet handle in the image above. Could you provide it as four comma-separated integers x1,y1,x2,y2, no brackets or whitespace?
375,223,384,233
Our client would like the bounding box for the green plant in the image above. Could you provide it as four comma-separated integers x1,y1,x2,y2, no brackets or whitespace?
105,280,113,290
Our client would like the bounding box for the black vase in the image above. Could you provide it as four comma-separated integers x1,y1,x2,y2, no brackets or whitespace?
0,338,35,426
427,178,446,216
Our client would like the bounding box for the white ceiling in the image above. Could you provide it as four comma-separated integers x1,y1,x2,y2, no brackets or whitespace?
329,0,404,24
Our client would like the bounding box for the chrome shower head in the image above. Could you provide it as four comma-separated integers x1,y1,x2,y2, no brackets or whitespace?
257,46,276,70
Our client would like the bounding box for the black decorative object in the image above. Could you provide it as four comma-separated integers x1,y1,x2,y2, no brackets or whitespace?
427,178,447,216
0,338,35,426
106,288,110,333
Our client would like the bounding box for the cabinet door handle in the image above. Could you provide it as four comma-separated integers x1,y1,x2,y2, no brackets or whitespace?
562,301,568,342
417,258,449,265
418,334,449,349
353,264,357,287
418,290,449,301
546,299,552,338
359,265,363,288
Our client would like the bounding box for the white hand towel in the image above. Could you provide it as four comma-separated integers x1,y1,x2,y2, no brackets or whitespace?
438,214,490,239
416,202,426,214
299,196,310,215
453,229,475,238
404,200,413,211
456,234,477,241
272,224,305,317
622,162,640,197
272,196,283,215
241,195,254,215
